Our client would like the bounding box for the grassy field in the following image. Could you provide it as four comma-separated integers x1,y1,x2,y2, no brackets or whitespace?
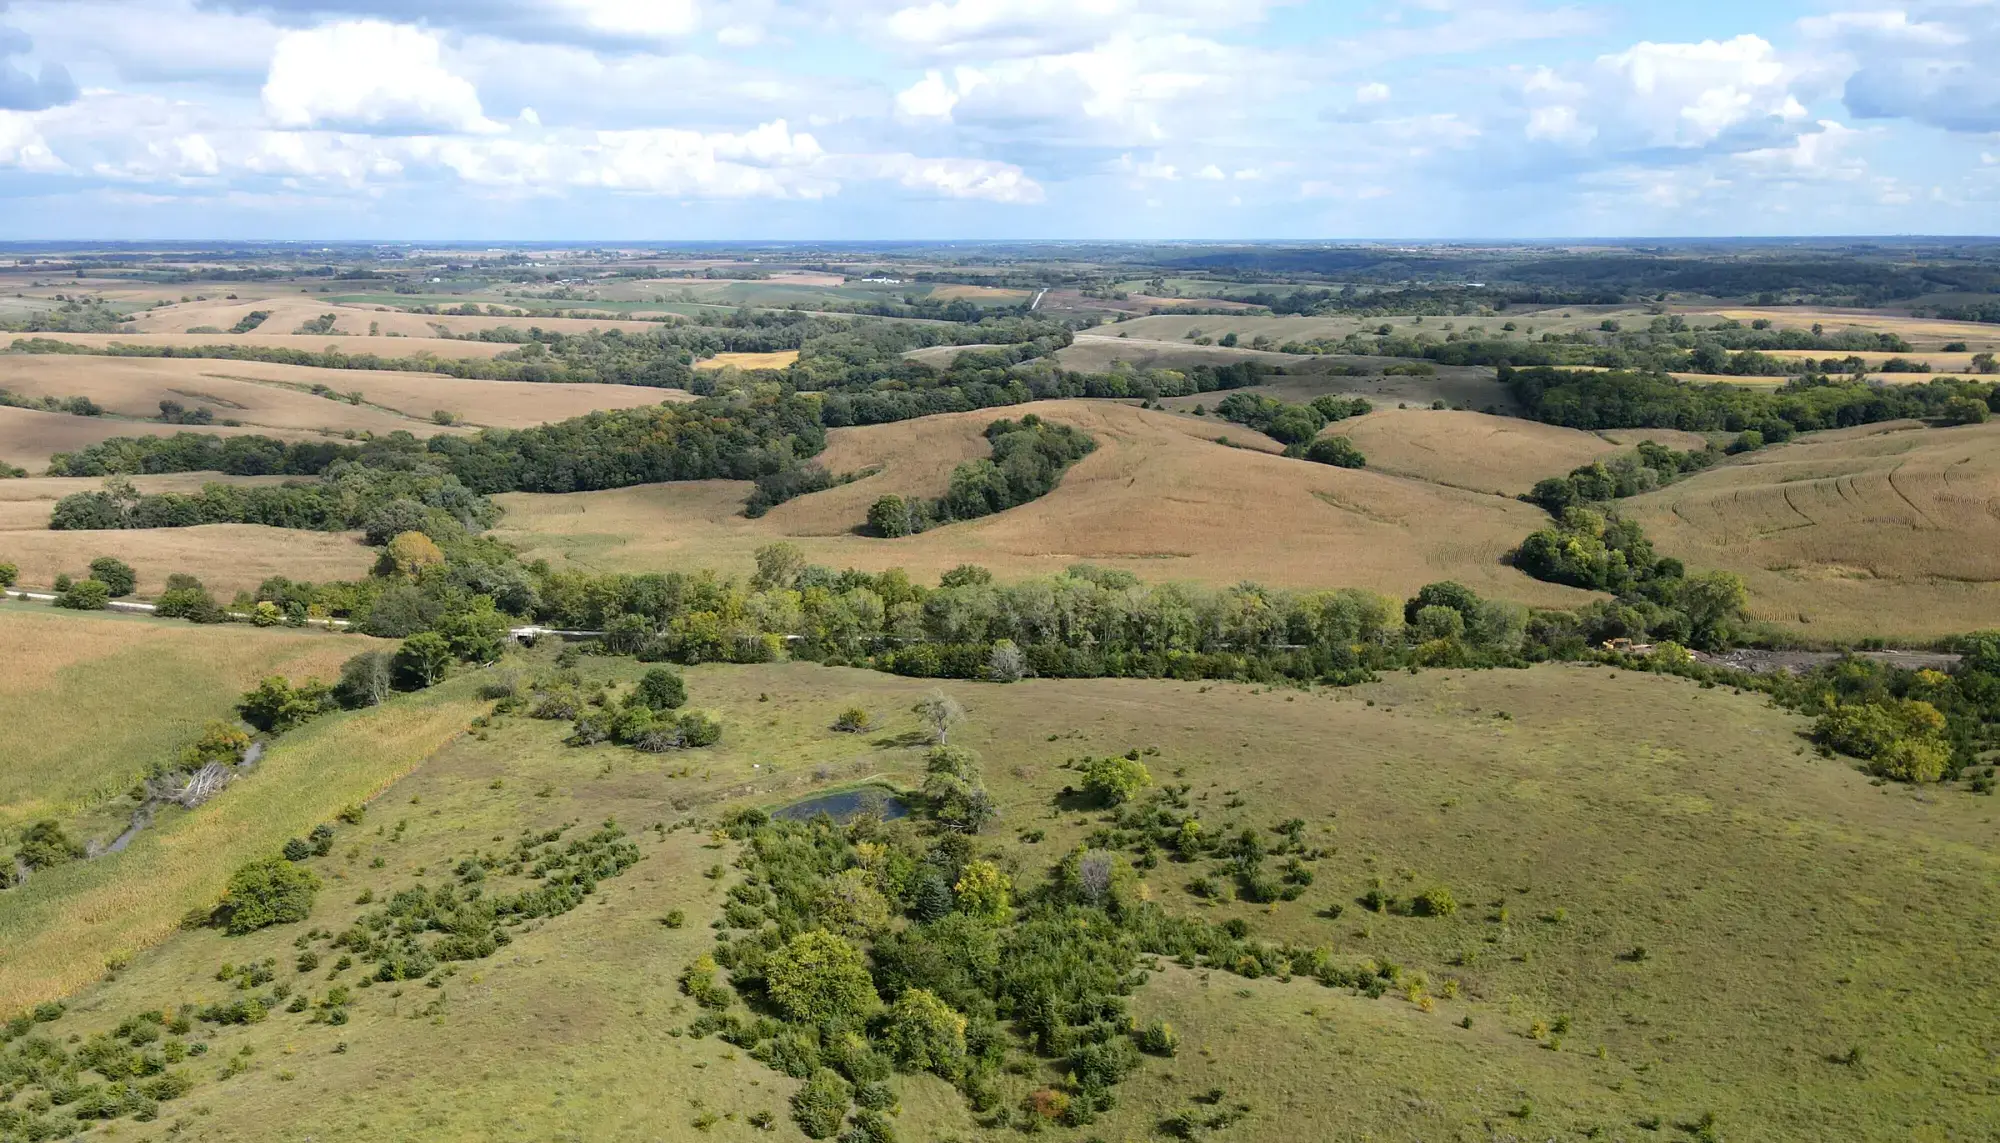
1625,419,2000,642
7,655,1996,1140
0,607,360,837
492,400,1588,607
126,299,682,340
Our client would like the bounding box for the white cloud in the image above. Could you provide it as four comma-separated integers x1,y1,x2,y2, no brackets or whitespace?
1519,35,1811,154
1808,2,2000,133
1195,163,1223,180
0,108,64,170
867,153,1043,202
1356,82,1391,104
894,69,964,121
262,22,501,134
881,0,1275,59
551,0,701,40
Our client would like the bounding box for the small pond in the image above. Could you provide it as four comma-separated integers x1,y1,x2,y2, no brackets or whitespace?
773,786,910,823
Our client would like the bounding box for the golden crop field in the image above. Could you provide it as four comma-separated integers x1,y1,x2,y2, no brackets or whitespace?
694,350,801,370
1625,419,2000,641
493,399,1589,607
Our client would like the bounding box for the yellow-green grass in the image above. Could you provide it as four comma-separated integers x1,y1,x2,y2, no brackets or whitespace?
0,671,478,1014
1625,419,2000,642
0,607,366,835
17,658,1998,1140
491,399,1589,607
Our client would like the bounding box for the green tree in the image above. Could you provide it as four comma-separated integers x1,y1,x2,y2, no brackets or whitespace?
952,859,1012,923
335,651,393,709
883,988,968,1077
790,1068,853,1139
763,930,879,1025
751,541,806,591
1082,754,1153,806
238,676,335,733
630,667,688,711
868,494,913,538
0,561,16,589
212,856,320,935
392,631,454,689
56,578,110,610
434,597,511,663
87,556,136,597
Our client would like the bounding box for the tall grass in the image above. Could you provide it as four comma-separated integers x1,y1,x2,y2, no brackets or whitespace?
0,681,477,1015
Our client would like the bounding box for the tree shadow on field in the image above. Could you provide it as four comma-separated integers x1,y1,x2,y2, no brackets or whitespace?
871,729,934,749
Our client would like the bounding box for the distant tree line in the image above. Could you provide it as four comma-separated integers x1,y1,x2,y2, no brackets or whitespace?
1503,367,1998,434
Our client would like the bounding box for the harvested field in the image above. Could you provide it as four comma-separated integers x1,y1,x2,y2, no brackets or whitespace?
1055,331,1300,372
903,342,1008,366
1625,419,2000,641
694,350,800,370
127,298,677,340
0,479,376,596
11,331,518,360
0,406,315,472
1331,409,1635,495
0,354,679,433
1706,308,2000,350
1760,348,1989,374
492,400,1588,606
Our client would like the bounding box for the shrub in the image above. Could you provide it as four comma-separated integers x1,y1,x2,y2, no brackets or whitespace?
1414,887,1458,917
791,1068,853,1140
57,578,111,610
0,560,16,588
987,639,1027,682
631,667,688,711
335,651,394,708
1136,1019,1180,1056
16,820,86,869
87,557,137,597
212,857,320,935
831,706,871,733
763,930,879,1025
883,988,968,1077
1081,754,1153,806
1304,436,1366,468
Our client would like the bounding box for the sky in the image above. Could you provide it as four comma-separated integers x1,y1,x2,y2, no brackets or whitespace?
0,0,1997,240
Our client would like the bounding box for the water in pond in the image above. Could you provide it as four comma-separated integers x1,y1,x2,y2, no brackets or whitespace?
774,787,910,822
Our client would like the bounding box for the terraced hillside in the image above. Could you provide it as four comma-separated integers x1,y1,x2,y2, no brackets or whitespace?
1626,420,2000,641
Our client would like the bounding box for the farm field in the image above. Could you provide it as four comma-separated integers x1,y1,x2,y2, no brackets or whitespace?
0,607,359,837
1708,308,2000,350
0,475,376,596
1327,409,1670,496
0,405,320,473
124,299,682,340
1625,419,2000,642
491,399,1589,607
695,350,801,370
10,331,520,360
1154,365,1520,415
0,353,681,436
6,655,1996,1140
